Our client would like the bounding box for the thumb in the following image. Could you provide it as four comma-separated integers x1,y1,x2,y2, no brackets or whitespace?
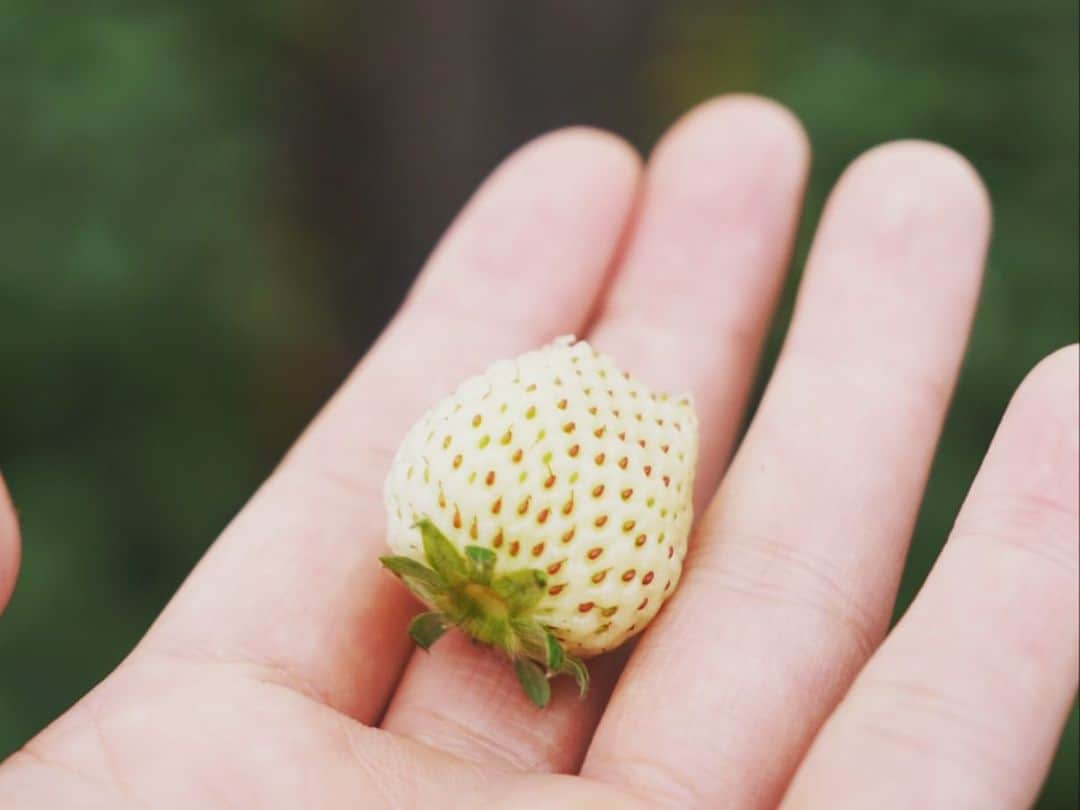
0,472,21,614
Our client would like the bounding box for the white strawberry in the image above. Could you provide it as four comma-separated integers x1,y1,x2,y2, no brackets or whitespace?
381,336,698,706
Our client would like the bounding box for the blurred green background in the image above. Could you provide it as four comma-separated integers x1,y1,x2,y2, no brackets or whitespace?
1,1,1077,804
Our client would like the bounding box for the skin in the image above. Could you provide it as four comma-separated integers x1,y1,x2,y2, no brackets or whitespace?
0,95,1076,809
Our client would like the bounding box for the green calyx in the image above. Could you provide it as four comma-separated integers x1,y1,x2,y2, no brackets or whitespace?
380,519,589,708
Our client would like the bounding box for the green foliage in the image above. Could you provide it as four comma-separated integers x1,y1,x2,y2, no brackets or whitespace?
0,0,1075,802
0,0,340,752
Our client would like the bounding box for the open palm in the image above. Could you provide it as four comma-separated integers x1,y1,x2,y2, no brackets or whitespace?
1,97,1076,810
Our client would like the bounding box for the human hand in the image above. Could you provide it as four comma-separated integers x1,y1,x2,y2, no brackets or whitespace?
1,96,1076,809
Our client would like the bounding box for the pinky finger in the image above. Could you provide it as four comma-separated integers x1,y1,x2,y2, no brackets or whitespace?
0,472,20,613
784,345,1079,810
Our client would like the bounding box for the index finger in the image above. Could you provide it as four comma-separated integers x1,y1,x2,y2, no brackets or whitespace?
141,130,642,723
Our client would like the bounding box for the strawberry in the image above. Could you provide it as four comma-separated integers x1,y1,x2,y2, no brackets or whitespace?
381,336,698,706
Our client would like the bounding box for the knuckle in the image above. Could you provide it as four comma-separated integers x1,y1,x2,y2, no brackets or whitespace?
691,529,882,664
952,488,1078,583
851,676,1025,805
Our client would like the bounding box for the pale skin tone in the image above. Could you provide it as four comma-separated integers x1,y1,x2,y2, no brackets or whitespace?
0,96,1076,809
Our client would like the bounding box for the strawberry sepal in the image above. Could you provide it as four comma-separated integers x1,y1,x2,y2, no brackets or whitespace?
380,518,588,708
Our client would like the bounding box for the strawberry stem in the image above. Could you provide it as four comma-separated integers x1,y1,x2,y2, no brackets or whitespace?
380,518,589,708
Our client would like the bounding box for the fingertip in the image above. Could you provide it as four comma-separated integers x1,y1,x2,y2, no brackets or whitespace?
423,123,643,289
1015,343,1080,403
548,125,643,171
847,139,990,210
1006,343,1080,459
975,344,1080,530
823,140,992,266
1003,344,1079,443
502,125,643,202
649,93,810,184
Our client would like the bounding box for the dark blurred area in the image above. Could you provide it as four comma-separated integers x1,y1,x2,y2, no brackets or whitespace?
1,1,1077,804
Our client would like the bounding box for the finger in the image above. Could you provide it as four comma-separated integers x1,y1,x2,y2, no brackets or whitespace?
381,96,810,772
585,142,991,807
0,472,20,613
590,96,810,509
142,129,642,724
785,345,1079,810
